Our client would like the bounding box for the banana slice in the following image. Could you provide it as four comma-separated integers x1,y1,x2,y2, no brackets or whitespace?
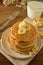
19,21,26,28
18,28,26,34
26,24,31,31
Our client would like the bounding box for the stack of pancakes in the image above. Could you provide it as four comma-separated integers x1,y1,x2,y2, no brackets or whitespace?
8,22,37,54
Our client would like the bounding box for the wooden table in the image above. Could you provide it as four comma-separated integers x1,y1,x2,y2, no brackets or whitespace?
0,2,43,65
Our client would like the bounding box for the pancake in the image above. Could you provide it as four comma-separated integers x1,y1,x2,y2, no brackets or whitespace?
11,22,37,42
8,34,34,54
8,21,37,54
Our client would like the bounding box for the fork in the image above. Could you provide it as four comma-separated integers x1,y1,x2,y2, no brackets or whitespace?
0,11,20,31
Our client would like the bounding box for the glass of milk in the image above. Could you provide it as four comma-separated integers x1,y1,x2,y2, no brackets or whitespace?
27,1,43,19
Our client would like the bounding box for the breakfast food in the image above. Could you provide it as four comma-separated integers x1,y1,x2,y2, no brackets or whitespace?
33,18,43,27
33,18,43,38
8,21,37,54
3,0,15,6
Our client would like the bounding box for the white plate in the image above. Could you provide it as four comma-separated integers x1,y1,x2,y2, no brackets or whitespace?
1,28,41,59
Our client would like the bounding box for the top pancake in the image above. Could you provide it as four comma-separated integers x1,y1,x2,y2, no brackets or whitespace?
10,21,37,42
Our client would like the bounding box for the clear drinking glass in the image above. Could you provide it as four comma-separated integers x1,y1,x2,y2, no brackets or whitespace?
27,0,43,19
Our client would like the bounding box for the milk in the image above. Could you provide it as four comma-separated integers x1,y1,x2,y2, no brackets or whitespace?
27,1,43,19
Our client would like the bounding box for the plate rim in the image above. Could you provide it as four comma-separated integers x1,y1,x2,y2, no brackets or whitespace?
1,27,41,59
